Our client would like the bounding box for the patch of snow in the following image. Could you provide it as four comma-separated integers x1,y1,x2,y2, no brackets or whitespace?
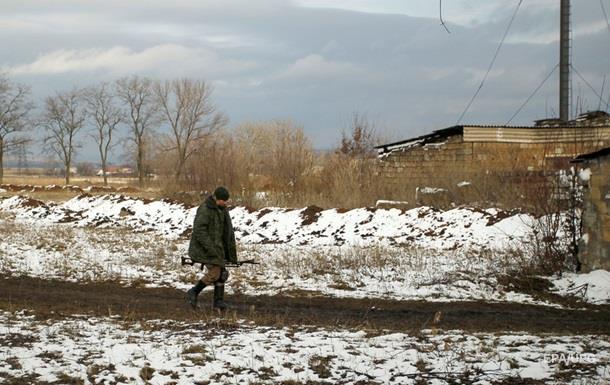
0,194,536,251
552,270,610,304
578,168,591,182
1,312,608,385
377,138,425,157
0,214,565,306
423,141,446,149
2,194,607,306
417,187,447,194
255,191,268,200
375,199,409,206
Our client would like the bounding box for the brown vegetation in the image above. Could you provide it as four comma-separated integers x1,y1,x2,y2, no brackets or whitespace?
150,115,391,209
0,74,33,185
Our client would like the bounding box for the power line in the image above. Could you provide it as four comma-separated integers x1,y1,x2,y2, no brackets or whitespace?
571,64,610,111
600,0,610,33
439,0,451,33
506,63,559,125
456,0,524,124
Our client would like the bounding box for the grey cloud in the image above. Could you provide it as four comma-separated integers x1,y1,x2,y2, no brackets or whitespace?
0,0,608,159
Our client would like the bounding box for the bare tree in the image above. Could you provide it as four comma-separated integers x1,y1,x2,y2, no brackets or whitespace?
339,112,378,159
155,78,226,181
41,89,86,185
231,120,314,193
85,82,123,185
0,74,34,183
116,76,159,186
269,121,313,193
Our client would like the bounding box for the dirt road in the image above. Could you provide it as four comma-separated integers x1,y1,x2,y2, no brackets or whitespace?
1,275,609,334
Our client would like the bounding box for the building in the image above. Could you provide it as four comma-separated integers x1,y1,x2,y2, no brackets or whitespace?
375,112,610,205
96,166,134,177
573,147,610,272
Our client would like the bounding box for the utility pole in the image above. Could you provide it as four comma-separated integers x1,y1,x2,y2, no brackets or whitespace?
559,0,571,121
17,141,29,175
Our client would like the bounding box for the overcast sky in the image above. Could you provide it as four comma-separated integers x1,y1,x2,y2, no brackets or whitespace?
2,0,609,162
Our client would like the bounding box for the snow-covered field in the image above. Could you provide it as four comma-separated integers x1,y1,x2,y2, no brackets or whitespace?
1,193,610,384
1,310,609,385
1,194,609,305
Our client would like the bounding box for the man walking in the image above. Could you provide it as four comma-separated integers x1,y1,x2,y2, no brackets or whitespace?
186,186,237,310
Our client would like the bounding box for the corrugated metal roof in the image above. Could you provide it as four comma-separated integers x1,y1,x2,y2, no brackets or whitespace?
376,123,610,155
464,126,610,143
463,124,609,129
573,147,610,162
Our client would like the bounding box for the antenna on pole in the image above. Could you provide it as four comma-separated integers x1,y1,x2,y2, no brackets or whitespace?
559,0,571,121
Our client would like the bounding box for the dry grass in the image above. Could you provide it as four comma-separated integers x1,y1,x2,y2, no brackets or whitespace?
0,161,553,211
308,355,335,379
1,171,163,201
3,170,136,187
251,244,482,279
244,245,419,284
0,218,180,284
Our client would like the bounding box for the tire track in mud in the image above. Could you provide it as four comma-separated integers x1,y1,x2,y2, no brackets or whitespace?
1,275,609,334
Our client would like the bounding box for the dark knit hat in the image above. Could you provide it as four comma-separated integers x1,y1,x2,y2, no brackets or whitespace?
213,186,230,201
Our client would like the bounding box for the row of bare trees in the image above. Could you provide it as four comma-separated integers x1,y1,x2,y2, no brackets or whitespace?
1,72,386,207
151,113,383,208
0,73,225,186
0,75,33,184
176,120,315,198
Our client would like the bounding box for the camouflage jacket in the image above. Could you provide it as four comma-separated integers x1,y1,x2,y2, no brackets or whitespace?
188,196,237,266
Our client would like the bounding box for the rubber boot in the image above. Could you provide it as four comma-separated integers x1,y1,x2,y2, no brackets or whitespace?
213,283,227,310
186,280,206,309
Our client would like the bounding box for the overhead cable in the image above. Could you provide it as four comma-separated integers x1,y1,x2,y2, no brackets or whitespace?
600,0,610,33
506,63,559,125
571,64,610,112
456,0,524,125
440,0,451,33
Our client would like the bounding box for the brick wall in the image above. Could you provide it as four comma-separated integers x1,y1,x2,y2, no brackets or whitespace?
579,155,610,272
377,134,609,205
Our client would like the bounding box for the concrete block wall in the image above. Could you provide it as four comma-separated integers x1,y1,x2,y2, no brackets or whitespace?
378,135,609,203
579,156,610,272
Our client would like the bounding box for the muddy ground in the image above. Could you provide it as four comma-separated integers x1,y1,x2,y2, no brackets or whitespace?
1,275,609,334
